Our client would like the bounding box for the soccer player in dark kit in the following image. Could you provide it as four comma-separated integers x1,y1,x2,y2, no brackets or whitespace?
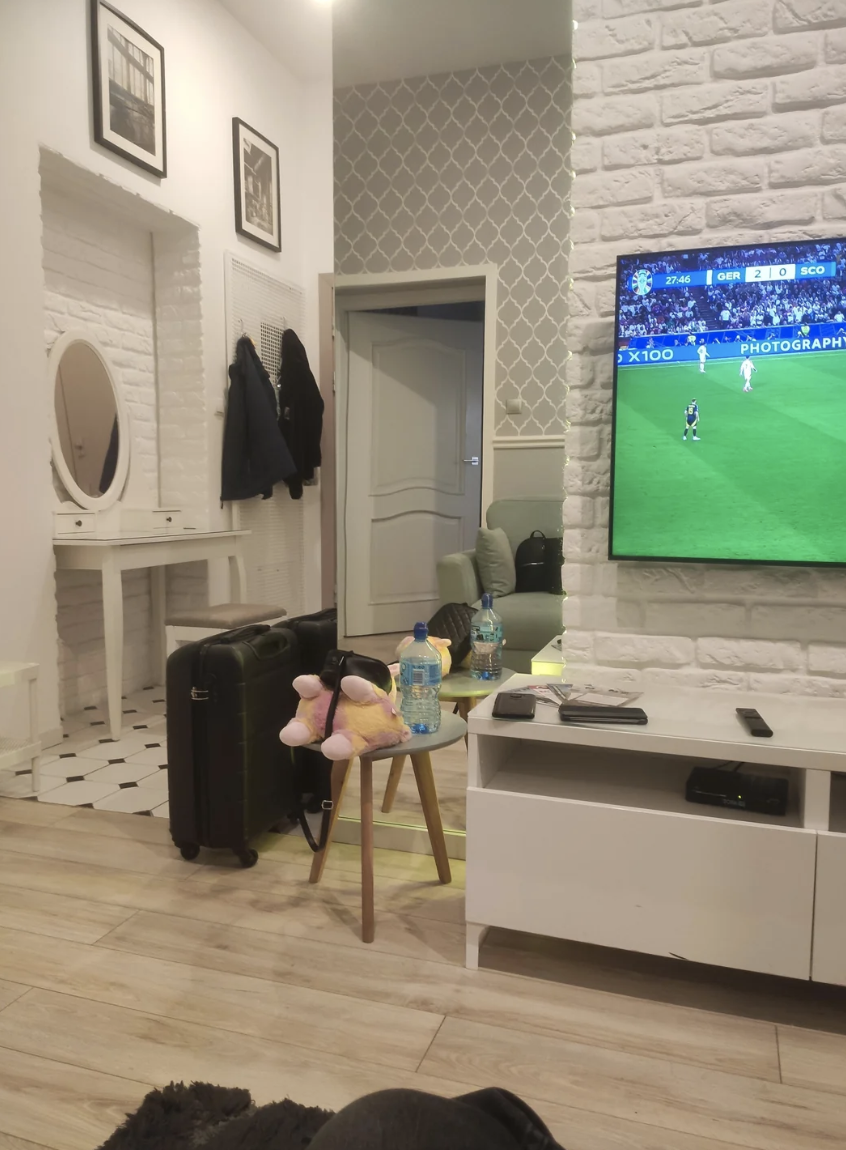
683,399,700,441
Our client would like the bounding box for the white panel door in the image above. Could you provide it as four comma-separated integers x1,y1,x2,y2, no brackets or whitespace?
345,312,484,636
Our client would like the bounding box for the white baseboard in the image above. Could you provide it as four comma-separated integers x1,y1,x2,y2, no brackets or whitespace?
41,726,64,751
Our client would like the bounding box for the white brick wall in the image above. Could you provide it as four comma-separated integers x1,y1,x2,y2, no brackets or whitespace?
43,183,208,716
566,0,846,697
43,188,158,715
154,228,205,513
43,188,158,492
154,226,209,625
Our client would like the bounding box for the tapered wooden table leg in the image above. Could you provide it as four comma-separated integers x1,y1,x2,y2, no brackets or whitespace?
360,756,375,943
411,751,452,884
381,754,406,813
309,758,352,884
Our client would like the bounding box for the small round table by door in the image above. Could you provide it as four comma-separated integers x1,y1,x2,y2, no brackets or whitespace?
438,667,516,723
308,711,466,944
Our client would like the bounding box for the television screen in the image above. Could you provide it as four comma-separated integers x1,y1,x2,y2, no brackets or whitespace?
610,237,846,566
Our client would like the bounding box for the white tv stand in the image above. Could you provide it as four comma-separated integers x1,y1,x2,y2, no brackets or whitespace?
466,677,846,984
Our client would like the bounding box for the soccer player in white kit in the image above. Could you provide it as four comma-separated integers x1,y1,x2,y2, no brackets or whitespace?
740,354,756,392
698,343,709,373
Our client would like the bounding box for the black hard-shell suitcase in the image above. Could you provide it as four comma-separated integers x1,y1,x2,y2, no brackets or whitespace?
166,625,300,867
274,608,338,827
274,607,337,674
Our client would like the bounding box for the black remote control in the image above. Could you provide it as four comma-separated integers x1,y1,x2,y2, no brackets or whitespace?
736,708,773,738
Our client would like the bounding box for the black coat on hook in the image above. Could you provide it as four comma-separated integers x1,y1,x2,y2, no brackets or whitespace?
221,336,297,501
277,328,324,501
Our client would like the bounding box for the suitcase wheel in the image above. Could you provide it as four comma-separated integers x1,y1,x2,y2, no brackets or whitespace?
177,843,200,862
236,848,259,869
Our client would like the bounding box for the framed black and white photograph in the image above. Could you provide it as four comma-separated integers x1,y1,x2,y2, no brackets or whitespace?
233,118,281,253
90,0,166,178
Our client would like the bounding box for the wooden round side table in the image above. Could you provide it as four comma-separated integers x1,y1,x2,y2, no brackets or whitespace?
438,667,516,722
308,711,466,943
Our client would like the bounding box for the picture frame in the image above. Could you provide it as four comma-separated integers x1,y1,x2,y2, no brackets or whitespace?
232,118,282,253
90,0,167,178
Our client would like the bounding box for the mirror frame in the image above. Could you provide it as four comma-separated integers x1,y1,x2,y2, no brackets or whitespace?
48,330,130,511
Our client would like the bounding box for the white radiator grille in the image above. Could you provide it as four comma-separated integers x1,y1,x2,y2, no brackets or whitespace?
224,253,306,617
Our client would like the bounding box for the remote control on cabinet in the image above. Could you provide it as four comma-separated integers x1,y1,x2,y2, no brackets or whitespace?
736,708,773,738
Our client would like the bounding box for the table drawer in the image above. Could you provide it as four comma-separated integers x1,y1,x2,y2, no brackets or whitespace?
121,508,182,532
466,787,816,979
53,510,95,535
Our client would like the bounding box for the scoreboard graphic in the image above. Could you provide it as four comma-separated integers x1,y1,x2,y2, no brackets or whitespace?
628,262,838,295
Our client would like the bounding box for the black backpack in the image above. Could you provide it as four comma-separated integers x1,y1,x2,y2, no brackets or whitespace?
515,531,549,592
515,531,564,594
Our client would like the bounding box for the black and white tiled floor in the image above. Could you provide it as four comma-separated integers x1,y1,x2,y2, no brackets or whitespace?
0,687,170,818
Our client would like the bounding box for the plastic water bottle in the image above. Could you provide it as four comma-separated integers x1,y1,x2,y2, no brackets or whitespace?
400,622,443,734
470,594,504,680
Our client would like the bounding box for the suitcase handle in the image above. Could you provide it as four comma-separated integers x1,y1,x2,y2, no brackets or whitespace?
253,631,293,660
215,625,270,646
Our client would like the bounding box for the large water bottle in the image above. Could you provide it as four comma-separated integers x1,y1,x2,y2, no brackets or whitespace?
400,622,443,734
470,594,504,680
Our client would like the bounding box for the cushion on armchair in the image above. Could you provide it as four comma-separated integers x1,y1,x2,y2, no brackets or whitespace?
437,550,482,608
476,527,516,596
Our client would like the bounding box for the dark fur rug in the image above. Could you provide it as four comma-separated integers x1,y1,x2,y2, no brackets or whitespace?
98,1083,334,1150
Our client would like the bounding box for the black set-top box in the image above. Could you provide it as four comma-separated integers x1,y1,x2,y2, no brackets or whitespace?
685,766,789,817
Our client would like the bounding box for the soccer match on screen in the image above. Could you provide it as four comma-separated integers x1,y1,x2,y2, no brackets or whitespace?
610,238,846,567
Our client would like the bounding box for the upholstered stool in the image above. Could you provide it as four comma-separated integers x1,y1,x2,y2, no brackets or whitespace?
165,603,286,656
309,711,466,943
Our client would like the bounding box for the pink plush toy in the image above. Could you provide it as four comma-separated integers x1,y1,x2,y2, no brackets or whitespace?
280,673,410,761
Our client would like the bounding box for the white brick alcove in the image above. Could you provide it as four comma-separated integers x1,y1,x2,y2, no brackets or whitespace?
40,150,206,717
564,0,846,698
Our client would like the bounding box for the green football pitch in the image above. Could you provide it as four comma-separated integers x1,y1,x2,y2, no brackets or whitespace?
611,351,846,563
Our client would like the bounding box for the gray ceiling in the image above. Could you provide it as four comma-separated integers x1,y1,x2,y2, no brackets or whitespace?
219,0,572,85
333,0,573,88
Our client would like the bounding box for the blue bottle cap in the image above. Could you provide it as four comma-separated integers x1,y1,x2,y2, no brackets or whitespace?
481,593,493,609
414,622,428,641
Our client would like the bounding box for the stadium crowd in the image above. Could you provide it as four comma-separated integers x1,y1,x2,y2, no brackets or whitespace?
619,242,846,339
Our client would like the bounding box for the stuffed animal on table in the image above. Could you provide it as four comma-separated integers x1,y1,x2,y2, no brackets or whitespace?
395,635,453,676
279,672,410,761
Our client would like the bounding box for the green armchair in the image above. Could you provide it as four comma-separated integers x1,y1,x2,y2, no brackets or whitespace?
437,498,564,672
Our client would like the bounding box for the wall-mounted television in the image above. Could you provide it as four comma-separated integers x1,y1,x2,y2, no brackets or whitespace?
609,237,846,567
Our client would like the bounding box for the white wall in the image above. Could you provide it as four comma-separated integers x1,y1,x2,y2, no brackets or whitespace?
566,0,846,697
0,0,332,736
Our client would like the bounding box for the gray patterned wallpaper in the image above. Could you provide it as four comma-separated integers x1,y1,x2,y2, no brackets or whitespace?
334,57,572,436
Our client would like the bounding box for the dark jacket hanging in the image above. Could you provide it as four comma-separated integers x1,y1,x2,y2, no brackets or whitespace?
221,336,297,502
277,328,324,501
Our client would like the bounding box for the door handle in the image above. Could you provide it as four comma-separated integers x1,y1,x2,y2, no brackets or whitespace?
463,457,480,466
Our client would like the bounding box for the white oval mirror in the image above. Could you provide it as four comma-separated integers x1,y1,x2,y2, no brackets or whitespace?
49,331,130,510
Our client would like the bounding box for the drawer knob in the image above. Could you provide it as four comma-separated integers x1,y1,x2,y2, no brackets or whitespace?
166,516,173,523
75,520,83,527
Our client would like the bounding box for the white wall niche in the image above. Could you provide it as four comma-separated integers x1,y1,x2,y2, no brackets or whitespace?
41,149,207,715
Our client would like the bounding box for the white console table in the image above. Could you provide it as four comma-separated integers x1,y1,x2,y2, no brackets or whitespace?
54,530,249,740
466,676,846,985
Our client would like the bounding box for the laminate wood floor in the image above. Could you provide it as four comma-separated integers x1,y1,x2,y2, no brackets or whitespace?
0,797,844,1150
